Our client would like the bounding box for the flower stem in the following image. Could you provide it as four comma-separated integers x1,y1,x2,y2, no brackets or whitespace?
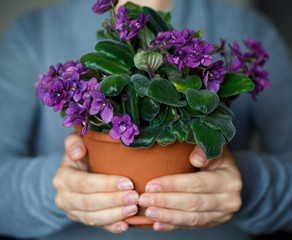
126,40,135,53
89,120,106,127
93,115,103,123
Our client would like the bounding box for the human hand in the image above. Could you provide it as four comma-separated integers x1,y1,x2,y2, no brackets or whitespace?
139,145,242,231
53,133,139,233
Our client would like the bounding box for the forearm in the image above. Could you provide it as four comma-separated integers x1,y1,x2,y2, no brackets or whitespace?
0,153,72,238
232,150,292,235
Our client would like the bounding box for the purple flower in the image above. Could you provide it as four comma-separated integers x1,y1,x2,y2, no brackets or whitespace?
125,12,150,40
249,65,270,100
63,115,89,136
65,80,88,102
214,38,226,54
109,114,139,145
82,78,100,100
229,41,248,74
167,48,188,71
90,90,113,123
115,6,130,40
243,37,269,66
169,28,194,47
149,28,194,50
65,100,90,117
184,38,213,68
46,79,67,112
203,60,227,93
58,60,89,81
92,0,118,14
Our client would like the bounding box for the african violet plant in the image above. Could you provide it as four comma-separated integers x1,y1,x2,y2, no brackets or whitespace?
35,0,269,159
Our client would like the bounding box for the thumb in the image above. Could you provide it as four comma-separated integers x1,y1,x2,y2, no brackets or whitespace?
64,133,87,161
189,145,210,168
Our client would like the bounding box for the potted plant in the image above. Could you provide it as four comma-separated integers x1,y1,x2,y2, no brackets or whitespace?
35,0,269,227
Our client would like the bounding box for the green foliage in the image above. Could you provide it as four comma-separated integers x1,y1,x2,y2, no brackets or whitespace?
99,74,130,96
218,73,254,98
134,50,163,77
124,84,140,126
147,78,187,107
131,74,150,97
156,127,176,146
139,97,160,121
169,75,202,92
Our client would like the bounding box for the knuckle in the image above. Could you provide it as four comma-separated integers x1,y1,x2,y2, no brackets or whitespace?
52,175,63,190
83,212,97,226
228,197,242,212
55,194,65,210
190,214,201,227
190,176,205,193
228,179,243,192
186,195,202,212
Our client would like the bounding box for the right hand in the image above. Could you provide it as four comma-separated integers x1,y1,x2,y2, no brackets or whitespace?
53,133,139,233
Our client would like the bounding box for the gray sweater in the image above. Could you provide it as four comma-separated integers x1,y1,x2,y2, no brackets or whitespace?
0,0,292,239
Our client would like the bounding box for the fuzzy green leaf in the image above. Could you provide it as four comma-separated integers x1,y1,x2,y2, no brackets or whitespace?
131,74,150,97
180,120,196,144
156,127,176,146
124,84,139,126
134,50,163,76
99,74,130,96
169,75,202,92
170,121,186,142
129,127,161,148
97,30,120,41
186,88,219,114
164,107,180,125
218,73,254,98
139,97,160,121
191,119,226,159
150,105,168,128
147,78,187,107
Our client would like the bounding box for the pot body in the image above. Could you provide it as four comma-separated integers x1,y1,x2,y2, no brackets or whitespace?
74,126,196,227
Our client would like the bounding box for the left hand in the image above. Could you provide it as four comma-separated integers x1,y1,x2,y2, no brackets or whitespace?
139,145,242,232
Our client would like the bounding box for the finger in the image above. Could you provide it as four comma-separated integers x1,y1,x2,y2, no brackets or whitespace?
55,168,134,193
145,207,226,227
64,133,87,161
140,192,233,212
69,205,138,227
189,145,211,168
102,221,129,234
62,190,139,211
146,171,231,194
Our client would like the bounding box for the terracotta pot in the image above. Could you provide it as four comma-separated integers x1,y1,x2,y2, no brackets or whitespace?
74,126,196,228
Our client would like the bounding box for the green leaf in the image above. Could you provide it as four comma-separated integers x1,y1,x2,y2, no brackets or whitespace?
193,29,203,39
99,74,130,96
137,26,156,47
185,88,219,114
170,121,186,142
169,75,202,92
158,9,172,23
214,104,235,119
164,107,180,125
80,52,131,75
124,84,139,126
147,78,187,107
178,108,191,121
156,127,176,146
139,97,160,121
95,40,134,70
97,29,120,41
191,119,226,159
218,73,254,98
157,63,182,77
131,74,150,97
142,6,171,35
185,105,206,117
201,114,236,141
180,120,196,144
124,2,142,19
129,127,161,148
134,50,163,77
150,105,168,128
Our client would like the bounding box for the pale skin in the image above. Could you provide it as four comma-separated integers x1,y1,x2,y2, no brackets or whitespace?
53,0,243,234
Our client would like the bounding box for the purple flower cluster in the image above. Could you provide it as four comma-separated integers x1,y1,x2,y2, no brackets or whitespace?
115,6,150,41
227,38,269,99
92,0,118,14
36,60,139,144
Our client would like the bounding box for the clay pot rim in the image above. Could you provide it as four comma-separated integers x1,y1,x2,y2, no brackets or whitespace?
73,125,121,143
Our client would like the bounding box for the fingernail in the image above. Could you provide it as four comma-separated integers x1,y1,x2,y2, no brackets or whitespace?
117,180,134,191
145,208,160,220
122,205,138,216
70,144,83,160
154,222,166,231
145,184,162,193
116,224,127,233
191,150,207,166
124,192,139,204
139,194,154,207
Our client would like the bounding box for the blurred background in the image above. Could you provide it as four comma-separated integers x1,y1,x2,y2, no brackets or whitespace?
0,0,292,56
0,0,291,240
